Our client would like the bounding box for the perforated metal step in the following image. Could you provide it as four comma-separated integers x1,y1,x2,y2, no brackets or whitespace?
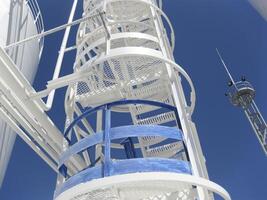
136,112,176,126
144,142,183,158
140,136,166,146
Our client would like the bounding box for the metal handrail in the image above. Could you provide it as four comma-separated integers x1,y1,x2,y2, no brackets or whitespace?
228,81,255,95
64,99,181,140
235,81,254,91
25,0,44,56
56,158,191,197
59,100,185,180
60,125,184,167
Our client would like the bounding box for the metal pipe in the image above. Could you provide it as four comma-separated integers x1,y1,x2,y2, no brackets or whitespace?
45,0,79,110
0,107,58,172
216,48,238,90
4,12,104,50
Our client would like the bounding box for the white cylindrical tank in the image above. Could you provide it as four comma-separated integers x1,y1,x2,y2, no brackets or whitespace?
249,0,267,21
0,0,43,187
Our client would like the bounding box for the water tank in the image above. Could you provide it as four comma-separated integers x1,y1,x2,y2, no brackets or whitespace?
248,0,267,21
0,0,44,187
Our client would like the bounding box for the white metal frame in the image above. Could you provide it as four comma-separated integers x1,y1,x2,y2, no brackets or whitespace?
25,0,44,57
0,47,86,175
56,173,231,200
0,0,231,199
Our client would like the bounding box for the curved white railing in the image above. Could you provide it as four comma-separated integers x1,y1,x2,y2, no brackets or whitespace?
25,0,44,56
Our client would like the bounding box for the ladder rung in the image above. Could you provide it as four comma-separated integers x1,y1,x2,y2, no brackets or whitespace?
137,112,177,126
131,97,172,115
139,136,166,146
144,142,183,158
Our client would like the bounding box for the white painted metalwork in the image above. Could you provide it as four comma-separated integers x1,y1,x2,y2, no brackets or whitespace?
0,0,44,187
0,0,231,199
45,0,79,110
0,1,107,185
249,0,267,21
56,173,231,200
25,0,44,56
0,47,88,176
56,0,229,199
4,12,104,52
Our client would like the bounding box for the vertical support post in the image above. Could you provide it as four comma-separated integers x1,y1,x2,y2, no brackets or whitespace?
121,138,136,159
95,110,103,162
104,106,111,177
150,3,211,200
46,0,78,109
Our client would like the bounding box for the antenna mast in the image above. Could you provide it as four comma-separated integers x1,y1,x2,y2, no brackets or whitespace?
216,48,236,85
217,49,267,155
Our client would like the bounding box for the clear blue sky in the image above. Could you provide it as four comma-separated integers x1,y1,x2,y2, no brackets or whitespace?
1,0,267,199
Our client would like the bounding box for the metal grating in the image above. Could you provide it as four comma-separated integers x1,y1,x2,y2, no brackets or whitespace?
68,180,196,200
